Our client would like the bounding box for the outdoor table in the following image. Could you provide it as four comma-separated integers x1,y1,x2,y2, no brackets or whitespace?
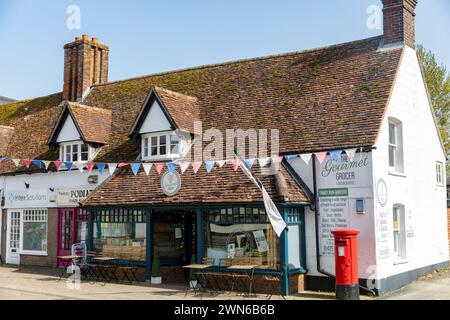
57,255,83,281
227,265,258,297
182,264,213,295
91,257,119,283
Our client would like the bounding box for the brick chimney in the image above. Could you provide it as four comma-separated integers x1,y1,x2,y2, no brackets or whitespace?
382,0,418,48
63,35,109,102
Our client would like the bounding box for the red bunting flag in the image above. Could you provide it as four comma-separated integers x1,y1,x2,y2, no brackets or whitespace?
272,156,284,164
231,159,239,171
22,159,32,168
85,162,95,174
53,161,63,171
191,162,202,174
155,163,165,174
118,163,129,168
314,152,327,164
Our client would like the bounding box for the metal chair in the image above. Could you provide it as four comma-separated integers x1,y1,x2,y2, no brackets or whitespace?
264,266,287,300
119,253,141,284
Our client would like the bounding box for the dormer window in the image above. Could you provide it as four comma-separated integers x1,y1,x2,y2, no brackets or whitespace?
141,132,183,160
59,141,96,162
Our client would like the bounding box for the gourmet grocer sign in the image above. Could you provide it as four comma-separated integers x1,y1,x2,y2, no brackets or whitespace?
57,187,94,206
319,153,372,187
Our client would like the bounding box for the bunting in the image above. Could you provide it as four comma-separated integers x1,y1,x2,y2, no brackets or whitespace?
155,163,165,174
167,162,177,173
191,162,202,174
314,152,327,164
204,161,215,173
329,150,342,162
143,163,153,175
300,153,312,165
180,162,190,174
130,163,141,176
108,163,117,175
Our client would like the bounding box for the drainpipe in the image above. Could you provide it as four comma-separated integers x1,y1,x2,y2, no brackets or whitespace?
310,155,375,295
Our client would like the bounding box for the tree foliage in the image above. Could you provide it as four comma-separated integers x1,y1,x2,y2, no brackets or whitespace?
417,45,450,172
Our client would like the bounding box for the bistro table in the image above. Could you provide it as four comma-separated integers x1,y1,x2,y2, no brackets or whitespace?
227,265,258,297
57,255,83,281
182,264,213,296
91,257,118,283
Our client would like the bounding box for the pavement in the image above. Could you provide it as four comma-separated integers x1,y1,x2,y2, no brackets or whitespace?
0,264,449,300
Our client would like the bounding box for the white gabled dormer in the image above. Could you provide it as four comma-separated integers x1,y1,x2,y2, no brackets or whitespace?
130,87,200,161
49,102,112,163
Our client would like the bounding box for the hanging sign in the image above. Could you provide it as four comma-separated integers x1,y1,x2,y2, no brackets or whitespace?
253,230,268,253
56,186,94,206
161,171,181,196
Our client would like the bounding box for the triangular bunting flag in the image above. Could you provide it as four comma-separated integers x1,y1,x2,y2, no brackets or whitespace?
272,156,284,164
216,160,226,168
285,155,298,161
258,157,271,168
42,161,51,170
32,160,42,169
118,163,129,168
231,159,239,171
130,163,141,176
205,161,215,173
300,153,312,165
96,163,106,174
245,158,256,169
155,163,165,174
76,162,85,173
191,162,202,174
108,163,117,175
53,161,63,171
314,152,327,164
345,148,358,161
12,159,21,167
180,162,190,174
167,162,177,173
64,162,73,171
22,159,32,169
329,150,342,162
85,162,95,174
143,163,153,175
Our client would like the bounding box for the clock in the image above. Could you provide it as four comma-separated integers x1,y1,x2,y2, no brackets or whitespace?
161,171,181,196
376,179,388,207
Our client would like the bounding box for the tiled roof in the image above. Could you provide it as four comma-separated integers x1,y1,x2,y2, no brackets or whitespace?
81,163,310,207
0,125,14,156
68,102,112,144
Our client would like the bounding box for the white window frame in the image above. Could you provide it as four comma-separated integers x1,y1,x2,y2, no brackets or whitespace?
436,162,444,186
20,209,48,256
141,131,182,161
388,118,404,174
59,141,95,162
392,204,407,262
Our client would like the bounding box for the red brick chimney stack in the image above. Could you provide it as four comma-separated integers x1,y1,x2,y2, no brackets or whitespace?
382,0,418,48
63,35,109,102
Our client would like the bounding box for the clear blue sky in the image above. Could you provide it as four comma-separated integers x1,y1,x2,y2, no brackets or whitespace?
1,0,449,100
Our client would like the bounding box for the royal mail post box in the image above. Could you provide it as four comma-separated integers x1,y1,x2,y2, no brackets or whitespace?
331,229,360,300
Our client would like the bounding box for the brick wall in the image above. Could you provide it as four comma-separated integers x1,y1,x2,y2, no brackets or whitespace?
382,0,417,48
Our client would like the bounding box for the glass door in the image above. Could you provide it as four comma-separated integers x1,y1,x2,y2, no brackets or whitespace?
6,210,21,265
57,208,76,267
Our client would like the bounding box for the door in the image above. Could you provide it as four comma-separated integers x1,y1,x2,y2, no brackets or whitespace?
6,210,21,265
57,208,76,267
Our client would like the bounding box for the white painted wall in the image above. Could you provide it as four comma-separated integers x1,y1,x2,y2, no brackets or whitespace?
139,101,172,134
372,46,449,279
56,115,81,143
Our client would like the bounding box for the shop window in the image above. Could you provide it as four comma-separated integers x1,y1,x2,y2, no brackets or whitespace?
392,204,407,260
203,208,279,269
141,132,182,160
21,209,48,255
388,118,404,174
287,225,302,270
436,162,444,186
93,209,147,262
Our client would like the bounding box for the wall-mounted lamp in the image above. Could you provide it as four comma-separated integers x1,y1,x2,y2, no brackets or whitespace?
49,188,55,192
24,182,30,189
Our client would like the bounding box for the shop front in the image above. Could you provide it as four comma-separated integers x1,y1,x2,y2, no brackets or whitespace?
84,204,306,294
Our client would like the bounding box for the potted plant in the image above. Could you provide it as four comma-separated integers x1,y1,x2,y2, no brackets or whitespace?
151,254,162,284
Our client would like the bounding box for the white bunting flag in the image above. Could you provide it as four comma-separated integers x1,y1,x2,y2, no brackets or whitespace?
76,162,85,173
258,157,271,168
143,163,153,176
108,163,117,175
180,162,190,174
216,160,226,168
12,159,21,167
42,161,51,170
300,153,312,165
345,148,358,161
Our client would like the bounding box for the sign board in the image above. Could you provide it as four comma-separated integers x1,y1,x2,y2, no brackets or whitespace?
5,189,49,208
253,230,268,253
376,209,390,260
56,187,94,207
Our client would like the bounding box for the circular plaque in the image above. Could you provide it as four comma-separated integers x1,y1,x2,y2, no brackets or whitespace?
376,179,388,207
161,171,181,196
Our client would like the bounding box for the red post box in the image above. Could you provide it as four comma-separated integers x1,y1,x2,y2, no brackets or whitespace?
331,229,360,300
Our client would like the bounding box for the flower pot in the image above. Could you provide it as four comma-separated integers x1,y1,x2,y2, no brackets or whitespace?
151,276,162,284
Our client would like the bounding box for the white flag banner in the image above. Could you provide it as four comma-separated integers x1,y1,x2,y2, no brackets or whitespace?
180,162,190,174
42,161,51,170
76,162,85,173
235,155,287,237
12,159,21,167
300,153,312,165
258,157,271,168
108,163,117,175
216,160,226,168
345,148,358,161
143,163,153,176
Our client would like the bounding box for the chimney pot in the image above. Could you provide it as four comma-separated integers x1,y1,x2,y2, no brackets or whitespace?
92,37,98,44
82,34,89,42
75,36,81,41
